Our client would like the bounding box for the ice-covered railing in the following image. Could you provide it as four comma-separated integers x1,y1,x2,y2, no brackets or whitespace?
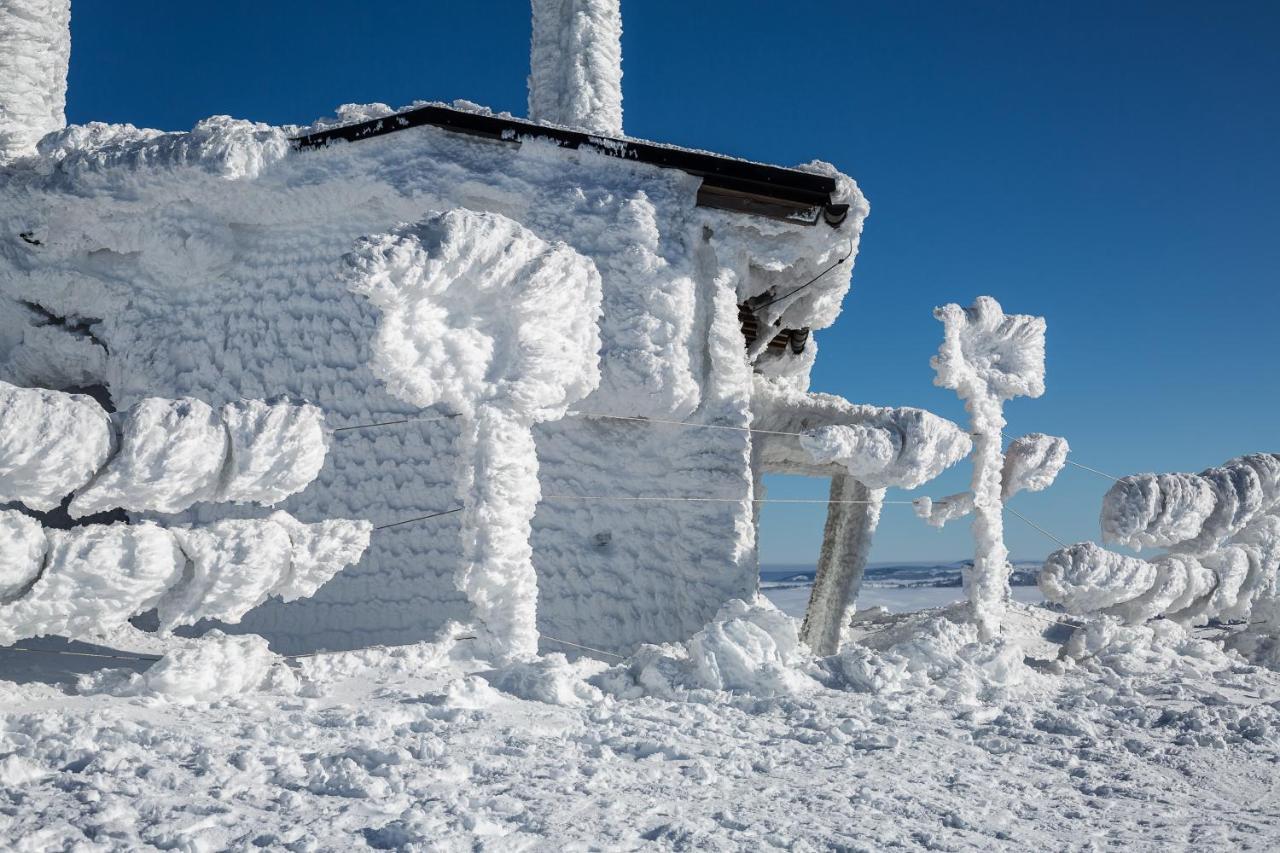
0,510,370,646
751,380,972,655
0,381,370,646
1040,453,1280,628
0,381,329,514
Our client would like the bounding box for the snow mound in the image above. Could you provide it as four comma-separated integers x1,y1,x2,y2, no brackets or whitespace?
78,630,296,702
0,509,45,600
481,653,606,706
686,598,814,695
0,522,184,646
1063,617,1235,679
218,399,328,505
70,396,227,517
344,208,602,419
0,380,115,511
836,609,1035,702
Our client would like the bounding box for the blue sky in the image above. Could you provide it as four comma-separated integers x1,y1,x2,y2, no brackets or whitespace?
66,1,1280,565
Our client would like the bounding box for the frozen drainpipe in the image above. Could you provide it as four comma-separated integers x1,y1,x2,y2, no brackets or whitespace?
528,0,623,136
0,0,72,162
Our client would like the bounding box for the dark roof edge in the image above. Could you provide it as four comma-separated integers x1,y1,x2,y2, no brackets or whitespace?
291,104,848,227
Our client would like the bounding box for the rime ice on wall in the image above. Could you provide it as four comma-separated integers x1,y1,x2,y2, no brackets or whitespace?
0,522,185,647
932,296,1046,639
346,209,603,660
0,104,868,654
0,380,115,511
218,400,328,505
0,0,71,161
529,0,623,135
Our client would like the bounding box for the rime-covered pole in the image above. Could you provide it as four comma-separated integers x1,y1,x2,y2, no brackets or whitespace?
932,296,1046,639
0,0,71,161
529,0,623,136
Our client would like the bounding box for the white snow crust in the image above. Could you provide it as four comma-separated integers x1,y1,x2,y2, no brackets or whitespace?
528,0,623,136
0,380,114,511
0,0,70,161
0,509,44,600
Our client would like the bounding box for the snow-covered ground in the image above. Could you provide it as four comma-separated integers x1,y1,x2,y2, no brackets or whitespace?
2,594,1279,850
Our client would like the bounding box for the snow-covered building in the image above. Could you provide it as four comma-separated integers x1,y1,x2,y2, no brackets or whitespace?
0,0,968,656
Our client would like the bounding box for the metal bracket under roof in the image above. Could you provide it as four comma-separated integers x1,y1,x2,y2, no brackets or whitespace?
291,104,848,227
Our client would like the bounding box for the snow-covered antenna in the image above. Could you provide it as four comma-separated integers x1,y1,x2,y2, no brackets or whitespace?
0,0,72,162
528,0,623,135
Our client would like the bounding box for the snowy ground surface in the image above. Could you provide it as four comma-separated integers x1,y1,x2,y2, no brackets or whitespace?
2,588,1279,851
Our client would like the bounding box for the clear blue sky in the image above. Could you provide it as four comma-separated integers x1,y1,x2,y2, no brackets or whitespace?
65,1,1280,565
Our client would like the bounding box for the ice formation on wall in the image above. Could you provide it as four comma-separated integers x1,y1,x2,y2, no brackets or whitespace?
528,0,623,135
0,0,71,161
1041,453,1280,630
931,296,1046,639
0,513,371,646
346,208,602,660
0,380,115,511
913,433,1067,529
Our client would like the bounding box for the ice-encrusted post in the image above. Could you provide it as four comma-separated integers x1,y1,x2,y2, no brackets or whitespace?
0,0,71,162
801,475,884,656
345,209,602,662
528,0,623,135
931,296,1046,639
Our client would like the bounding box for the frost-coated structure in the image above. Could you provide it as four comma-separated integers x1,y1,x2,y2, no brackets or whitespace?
0,0,70,161
529,0,623,135
1041,452,1280,629
932,296,1046,639
0,2,971,656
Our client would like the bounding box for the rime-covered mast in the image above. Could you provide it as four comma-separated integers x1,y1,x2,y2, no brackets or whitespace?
0,0,71,161
528,0,623,135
